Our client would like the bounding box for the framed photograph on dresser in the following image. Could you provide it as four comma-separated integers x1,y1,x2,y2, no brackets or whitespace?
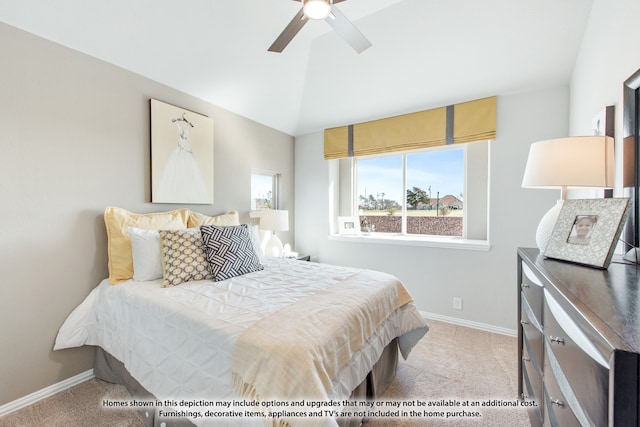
544,198,631,268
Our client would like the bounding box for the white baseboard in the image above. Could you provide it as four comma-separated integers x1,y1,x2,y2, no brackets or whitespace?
421,311,517,337
0,369,94,417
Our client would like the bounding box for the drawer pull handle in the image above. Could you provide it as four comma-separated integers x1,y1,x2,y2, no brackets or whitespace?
522,356,530,363
550,336,565,345
551,398,565,407
521,283,530,288
520,320,529,326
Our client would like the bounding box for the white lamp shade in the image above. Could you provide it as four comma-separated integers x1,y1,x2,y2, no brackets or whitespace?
522,135,615,252
522,136,614,191
259,209,289,232
303,0,331,19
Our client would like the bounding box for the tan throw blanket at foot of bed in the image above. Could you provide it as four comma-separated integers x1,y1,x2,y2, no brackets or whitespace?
231,269,414,427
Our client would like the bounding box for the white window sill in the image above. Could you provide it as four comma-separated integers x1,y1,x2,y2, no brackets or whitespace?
328,233,490,251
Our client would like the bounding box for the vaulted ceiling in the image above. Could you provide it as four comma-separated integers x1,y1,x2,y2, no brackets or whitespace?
0,0,593,136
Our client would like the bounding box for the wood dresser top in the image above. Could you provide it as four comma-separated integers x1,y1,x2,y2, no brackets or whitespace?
519,247,640,354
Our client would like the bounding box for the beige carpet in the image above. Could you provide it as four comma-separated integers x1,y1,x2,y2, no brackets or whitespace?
367,320,530,427
0,320,530,427
0,376,145,427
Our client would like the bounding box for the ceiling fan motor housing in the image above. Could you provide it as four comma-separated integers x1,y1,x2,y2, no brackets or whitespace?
303,0,331,20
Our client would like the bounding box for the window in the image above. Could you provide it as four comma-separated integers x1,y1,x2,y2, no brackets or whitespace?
356,147,465,237
326,97,494,247
251,170,279,210
330,139,489,246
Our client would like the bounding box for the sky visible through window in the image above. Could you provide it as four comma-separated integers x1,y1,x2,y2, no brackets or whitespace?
251,173,274,210
358,148,464,206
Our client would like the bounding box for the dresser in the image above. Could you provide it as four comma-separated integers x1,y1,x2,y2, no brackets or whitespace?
517,248,640,427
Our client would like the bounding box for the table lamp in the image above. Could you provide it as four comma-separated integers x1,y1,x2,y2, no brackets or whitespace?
522,136,614,250
259,209,289,257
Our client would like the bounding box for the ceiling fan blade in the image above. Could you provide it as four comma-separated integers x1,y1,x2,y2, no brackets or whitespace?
326,4,372,53
268,8,308,53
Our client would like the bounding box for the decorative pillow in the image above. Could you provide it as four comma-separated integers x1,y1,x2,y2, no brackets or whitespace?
187,210,240,228
158,228,213,287
128,227,162,281
104,207,190,284
246,223,264,260
200,224,264,281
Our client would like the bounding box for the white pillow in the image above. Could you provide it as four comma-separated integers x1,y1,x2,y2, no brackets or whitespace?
127,227,163,281
247,224,263,260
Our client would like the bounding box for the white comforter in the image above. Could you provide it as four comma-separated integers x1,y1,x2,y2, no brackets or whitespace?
55,258,428,426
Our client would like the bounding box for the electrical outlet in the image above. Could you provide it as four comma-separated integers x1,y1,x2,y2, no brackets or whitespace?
453,297,463,310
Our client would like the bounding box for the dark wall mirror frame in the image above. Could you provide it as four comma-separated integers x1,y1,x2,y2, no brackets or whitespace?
623,68,640,249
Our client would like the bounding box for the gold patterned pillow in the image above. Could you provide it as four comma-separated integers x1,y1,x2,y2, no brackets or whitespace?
158,228,212,287
187,210,240,228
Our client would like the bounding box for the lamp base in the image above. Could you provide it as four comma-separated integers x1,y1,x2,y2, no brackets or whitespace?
536,200,563,252
264,235,284,257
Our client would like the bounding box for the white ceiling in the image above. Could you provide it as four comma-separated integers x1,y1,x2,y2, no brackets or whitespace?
0,0,593,136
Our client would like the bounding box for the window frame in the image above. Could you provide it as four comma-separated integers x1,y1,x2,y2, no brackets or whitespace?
251,169,280,211
329,141,490,251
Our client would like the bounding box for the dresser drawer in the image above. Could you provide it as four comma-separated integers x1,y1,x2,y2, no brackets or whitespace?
522,341,543,408
522,295,543,370
544,290,609,427
521,261,544,322
543,352,581,427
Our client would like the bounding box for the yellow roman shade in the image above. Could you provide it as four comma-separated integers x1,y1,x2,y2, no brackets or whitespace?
453,97,497,144
324,126,351,160
353,107,447,157
324,96,496,159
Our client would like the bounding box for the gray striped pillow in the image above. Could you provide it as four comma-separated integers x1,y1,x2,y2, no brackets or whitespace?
200,224,263,281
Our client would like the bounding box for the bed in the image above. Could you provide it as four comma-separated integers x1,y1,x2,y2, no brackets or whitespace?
54,208,429,427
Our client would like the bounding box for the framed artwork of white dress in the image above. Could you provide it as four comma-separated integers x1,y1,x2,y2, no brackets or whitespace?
150,99,214,204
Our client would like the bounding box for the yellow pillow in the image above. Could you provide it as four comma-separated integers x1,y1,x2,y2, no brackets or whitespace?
187,210,240,228
104,207,190,284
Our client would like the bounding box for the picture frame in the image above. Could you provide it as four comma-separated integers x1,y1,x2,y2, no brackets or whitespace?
544,198,631,269
337,216,361,235
150,99,214,204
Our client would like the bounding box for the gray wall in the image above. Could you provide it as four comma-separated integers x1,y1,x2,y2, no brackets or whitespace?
294,87,568,332
569,0,640,159
0,23,294,406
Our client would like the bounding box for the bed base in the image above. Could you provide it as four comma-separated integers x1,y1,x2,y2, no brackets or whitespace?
94,338,398,427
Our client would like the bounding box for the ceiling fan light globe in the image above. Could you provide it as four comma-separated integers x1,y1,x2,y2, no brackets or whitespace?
303,0,331,20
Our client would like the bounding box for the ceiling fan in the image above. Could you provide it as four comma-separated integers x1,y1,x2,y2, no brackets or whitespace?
268,0,372,53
